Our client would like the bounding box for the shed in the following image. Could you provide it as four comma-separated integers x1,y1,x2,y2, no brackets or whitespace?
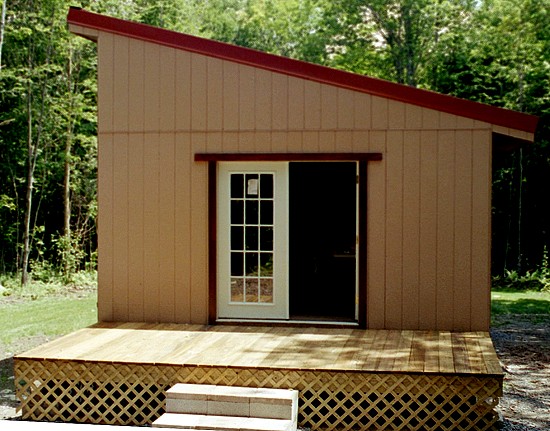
12,8,539,431
67,8,537,332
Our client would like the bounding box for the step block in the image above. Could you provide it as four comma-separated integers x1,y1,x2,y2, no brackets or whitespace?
165,384,298,421
152,413,295,431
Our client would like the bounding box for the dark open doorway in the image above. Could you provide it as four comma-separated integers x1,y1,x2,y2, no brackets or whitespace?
289,162,357,321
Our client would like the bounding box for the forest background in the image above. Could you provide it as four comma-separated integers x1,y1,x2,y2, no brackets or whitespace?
0,0,549,290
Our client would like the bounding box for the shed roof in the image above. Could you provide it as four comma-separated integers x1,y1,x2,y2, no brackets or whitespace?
67,7,538,136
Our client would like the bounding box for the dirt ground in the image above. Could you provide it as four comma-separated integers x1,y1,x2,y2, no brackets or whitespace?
1,315,548,429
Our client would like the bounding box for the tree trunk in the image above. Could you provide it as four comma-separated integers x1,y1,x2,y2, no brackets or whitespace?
0,0,6,69
62,43,75,277
21,80,34,286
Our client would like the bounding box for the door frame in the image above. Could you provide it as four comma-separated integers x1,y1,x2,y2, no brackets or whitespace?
199,153,381,328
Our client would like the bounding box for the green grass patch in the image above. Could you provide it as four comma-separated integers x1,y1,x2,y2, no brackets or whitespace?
0,293,97,347
491,289,550,315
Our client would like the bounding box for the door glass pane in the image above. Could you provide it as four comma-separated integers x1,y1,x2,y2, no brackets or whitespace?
245,200,259,224
245,226,258,251
231,278,244,302
259,279,273,303
231,200,244,224
260,201,273,225
231,174,244,198
260,174,273,198
231,226,244,251
259,227,273,251
228,171,274,304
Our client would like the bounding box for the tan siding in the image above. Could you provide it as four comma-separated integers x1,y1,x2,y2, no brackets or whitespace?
288,77,304,130
272,131,288,152
319,131,336,152
174,133,192,323
418,131,438,330
158,133,176,322
239,65,256,131
302,131,319,152
112,134,129,321
175,51,191,131
143,43,160,132
372,96,388,130
190,134,208,324
453,131,473,330
436,131,455,330
385,131,404,329
95,32,496,329
143,134,161,322
272,74,288,130
366,131,386,328
98,33,114,133
112,36,128,132
405,104,422,130
352,131,369,152
127,134,145,322
337,88,355,130
207,58,223,131
354,93,371,130
128,38,144,132
402,131,421,329
304,80,321,130
422,108,439,130
191,54,207,131
388,100,405,130
471,130,492,330
97,133,113,321
223,61,239,131
255,68,272,130
321,85,337,130
159,46,176,132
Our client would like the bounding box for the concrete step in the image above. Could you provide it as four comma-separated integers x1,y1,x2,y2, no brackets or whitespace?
164,384,298,421
152,413,294,431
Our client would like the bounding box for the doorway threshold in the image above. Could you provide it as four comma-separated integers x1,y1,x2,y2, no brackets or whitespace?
216,318,360,328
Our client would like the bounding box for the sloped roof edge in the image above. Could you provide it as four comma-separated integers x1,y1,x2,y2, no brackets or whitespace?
67,7,538,135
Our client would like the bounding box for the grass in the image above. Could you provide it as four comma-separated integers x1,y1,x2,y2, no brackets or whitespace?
491,288,550,326
0,291,97,348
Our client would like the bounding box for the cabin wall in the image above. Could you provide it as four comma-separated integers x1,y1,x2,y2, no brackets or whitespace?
96,33,492,330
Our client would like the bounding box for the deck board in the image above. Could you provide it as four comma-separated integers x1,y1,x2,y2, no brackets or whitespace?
15,323,503,376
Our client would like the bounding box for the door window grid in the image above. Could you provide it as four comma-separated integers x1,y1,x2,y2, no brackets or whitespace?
229,173,274,303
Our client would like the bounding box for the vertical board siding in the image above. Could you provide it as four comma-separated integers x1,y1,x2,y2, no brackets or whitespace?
367,131,387,329
128,134,145,322
97,133,113,322
97,32,494,330
385,131,404,329
190,133,208,323
402,131,421,329
112,134,129,321
418,131,438,330
142,133,161,322
470,130,492,330
454,131,473,330
158,133,176,322
436,131,456,330
174,133,192,323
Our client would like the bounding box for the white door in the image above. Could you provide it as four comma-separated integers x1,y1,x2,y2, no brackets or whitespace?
217,162,289,319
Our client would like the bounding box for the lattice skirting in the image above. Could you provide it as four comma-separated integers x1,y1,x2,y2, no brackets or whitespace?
15,359,502,431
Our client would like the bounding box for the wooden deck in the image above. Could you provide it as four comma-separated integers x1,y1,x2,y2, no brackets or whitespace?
15,323,503,430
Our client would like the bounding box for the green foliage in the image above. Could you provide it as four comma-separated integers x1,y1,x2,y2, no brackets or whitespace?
0,0,548,284
492,247,550,291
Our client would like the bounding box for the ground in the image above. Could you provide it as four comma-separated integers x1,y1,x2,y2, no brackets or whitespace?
1,313,548,429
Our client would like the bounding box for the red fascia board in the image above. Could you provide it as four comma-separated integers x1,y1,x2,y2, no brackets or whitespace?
67,7,538,134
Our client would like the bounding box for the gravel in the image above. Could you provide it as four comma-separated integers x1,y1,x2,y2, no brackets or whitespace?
1,314,548,429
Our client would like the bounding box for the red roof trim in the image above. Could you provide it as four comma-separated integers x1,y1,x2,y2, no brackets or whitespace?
67,7,538,134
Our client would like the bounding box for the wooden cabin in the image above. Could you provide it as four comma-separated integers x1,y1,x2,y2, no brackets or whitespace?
13,7,539,431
